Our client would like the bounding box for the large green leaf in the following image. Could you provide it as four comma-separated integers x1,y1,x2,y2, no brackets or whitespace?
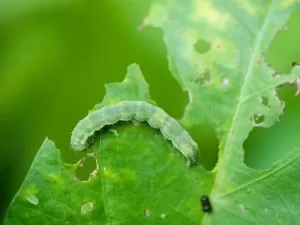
4,1,300,225
4,64,212,225
143,0,300,224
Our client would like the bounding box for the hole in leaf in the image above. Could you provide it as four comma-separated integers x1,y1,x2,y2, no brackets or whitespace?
144,209,151,217
251,114,265,125
138,27,188,119
265,11,300,73
193,69,210,85
160,214,166,220
188,124,218,170
260,96,269,107
194,38,211,54
221,76,229,87
74,155,97,181
244,86,300,169
240,204,248,213
25,194,39,205
80,201,94,214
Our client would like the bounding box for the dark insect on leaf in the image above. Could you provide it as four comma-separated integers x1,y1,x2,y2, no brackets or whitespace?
292,61,299,67
200,195,212,213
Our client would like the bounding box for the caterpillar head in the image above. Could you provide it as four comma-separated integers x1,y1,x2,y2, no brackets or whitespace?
188,141,200,165
71,141,86,151
70,135,89,151
73,135,96,151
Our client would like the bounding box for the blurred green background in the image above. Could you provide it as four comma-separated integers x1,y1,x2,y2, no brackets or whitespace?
0,1,299,223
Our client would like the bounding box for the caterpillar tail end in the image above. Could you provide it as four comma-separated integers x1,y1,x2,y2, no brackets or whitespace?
186,150,200,168
187,157,199,168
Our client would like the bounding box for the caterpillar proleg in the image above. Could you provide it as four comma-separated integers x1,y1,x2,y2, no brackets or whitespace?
71,101,199,165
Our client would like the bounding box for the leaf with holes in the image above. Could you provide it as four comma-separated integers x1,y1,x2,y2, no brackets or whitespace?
143,0,300,224
4,1,300,225
3,64,211,225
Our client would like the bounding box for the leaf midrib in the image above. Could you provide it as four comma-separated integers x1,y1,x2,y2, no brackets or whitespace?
203,1,275,224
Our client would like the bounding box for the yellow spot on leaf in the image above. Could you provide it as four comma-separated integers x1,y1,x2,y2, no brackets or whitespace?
121,168,137,181
191,0,230,30
103,169,120,181
143,3,169,27
48,173,65,184
23,186,38,196
242,0,260,15
282,0,297,8
106,98,121,105
192,36,237,75
225,185,234,192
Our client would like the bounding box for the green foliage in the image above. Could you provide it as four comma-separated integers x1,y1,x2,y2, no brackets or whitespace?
144,0,300,224
4,65,211,224
4,0,300,224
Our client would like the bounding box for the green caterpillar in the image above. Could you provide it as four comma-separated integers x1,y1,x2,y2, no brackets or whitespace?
71,101,199,165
